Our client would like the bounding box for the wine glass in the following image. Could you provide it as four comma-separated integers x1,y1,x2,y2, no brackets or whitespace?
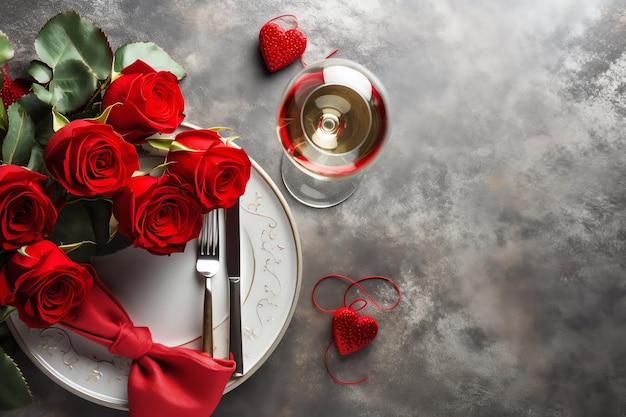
276,58,390,208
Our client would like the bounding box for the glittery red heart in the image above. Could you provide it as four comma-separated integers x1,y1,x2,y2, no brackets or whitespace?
259,21,307,72
1,64,30,110
332,307,378,355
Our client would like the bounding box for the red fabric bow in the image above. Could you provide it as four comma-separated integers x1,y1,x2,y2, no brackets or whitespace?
61,267,235,417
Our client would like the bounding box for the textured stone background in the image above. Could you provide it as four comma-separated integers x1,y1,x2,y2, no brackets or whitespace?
2,0,626,416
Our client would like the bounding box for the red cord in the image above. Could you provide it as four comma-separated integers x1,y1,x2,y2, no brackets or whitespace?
323,341,369,385
312,274,401,384
312,274,401,314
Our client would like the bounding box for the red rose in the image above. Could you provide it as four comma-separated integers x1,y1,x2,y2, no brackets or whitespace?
0,240,94,328
44,119,140,197
112,174,203,255
0,164,58,250
165,130,251,211
102,60,185,143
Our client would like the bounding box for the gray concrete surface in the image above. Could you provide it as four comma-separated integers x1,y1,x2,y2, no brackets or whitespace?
2,1,626,416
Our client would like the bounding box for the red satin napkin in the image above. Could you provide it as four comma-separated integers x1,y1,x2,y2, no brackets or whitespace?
61,267,235,417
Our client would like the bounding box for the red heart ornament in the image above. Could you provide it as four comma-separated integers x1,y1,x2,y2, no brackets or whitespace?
1,64,31,110
332,307,378,355
259,19,307,72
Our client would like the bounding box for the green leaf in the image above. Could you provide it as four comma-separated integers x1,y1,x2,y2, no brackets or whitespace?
113,42,186,80
0,30,14,64
0,306,15,323
207,126,233,132
96,232,131,256
28,60,52,83
83,198,112,252
0,100,7,132
35,11,112,80
19,91,51,120
75,195,132,257
0,321,18,356
2,102,35,166
81,199,131,256
49,200,97,263
92,103,115,124
49,59,98,113
18,93,54,146
147,137,174,151
26,144,45,174
143,161,172,176
31,83,54,106
0,346,32,411
34,115,54,147
169,140,201,152
59,240,96,254
52,107,70,131
224,135,241,145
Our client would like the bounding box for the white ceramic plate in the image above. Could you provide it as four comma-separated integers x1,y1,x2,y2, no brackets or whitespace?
7,125,302,410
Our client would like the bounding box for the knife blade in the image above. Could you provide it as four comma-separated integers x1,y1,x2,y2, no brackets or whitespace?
226,199,244,376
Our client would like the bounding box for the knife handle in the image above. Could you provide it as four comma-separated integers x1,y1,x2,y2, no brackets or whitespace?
202,286,213,356
229,277,243,375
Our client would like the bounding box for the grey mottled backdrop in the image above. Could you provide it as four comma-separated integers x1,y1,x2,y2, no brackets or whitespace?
2,0,626,416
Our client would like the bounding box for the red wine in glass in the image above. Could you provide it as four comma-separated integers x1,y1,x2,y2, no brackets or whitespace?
277,59,389,207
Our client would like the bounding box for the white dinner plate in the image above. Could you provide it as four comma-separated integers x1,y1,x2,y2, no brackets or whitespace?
7,124,302,410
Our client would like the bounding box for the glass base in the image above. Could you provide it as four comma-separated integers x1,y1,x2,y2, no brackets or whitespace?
280,156,361,208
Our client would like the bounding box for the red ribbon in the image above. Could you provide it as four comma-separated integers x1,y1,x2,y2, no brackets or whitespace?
61,266,235,417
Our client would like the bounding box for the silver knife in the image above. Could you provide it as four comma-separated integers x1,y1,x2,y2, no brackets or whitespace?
226,199,244,376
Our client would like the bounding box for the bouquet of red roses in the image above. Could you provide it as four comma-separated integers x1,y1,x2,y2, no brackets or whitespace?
0,11,251,414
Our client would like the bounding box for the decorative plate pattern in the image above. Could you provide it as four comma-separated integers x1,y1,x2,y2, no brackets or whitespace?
8,125,302,409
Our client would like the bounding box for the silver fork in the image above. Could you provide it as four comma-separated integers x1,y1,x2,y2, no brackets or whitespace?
196,209,220,356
